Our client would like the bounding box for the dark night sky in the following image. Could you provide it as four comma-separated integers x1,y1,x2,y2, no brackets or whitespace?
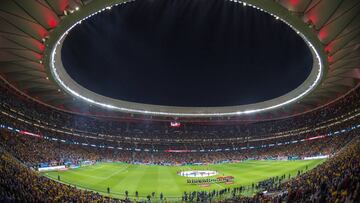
62,0,313,107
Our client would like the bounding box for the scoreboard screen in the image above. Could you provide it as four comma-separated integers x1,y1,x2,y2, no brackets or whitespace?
170,121,181,127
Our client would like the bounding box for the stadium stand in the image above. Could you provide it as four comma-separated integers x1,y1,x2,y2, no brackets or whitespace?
1,81,360,141
0,148,121,202
231,137,360,203
1,75,360,202
0,129,357,167
0,130,359,202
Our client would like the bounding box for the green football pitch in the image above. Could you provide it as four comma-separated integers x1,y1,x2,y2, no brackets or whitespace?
43,159,324,200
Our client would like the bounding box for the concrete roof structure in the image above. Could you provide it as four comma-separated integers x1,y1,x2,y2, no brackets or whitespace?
0,0,359,122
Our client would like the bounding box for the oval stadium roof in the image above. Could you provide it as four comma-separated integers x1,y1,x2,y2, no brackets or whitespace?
0,0,359,122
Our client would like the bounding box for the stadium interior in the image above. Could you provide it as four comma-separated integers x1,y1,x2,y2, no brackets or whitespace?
0,0,360,202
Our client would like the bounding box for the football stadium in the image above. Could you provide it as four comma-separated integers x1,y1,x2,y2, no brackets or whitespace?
0,0,360,202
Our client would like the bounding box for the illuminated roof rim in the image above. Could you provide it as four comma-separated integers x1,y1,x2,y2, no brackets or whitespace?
46,0,326,117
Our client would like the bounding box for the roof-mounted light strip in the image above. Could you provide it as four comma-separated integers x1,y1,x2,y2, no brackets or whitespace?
50,0,323,117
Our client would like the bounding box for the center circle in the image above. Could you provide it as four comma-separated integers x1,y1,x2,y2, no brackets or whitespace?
61,0,313,107
178,170,219,178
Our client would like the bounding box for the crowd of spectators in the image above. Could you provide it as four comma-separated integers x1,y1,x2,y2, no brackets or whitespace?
0,147,122,202
0,127,357,168
230,136,360,203
1,81,360,141
1,86,359,153
0,129,358,202
0,73,360,202
173,135,360,203
0,130,138,167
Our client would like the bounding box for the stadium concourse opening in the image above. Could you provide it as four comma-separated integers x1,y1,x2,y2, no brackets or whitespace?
61,0,313,107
